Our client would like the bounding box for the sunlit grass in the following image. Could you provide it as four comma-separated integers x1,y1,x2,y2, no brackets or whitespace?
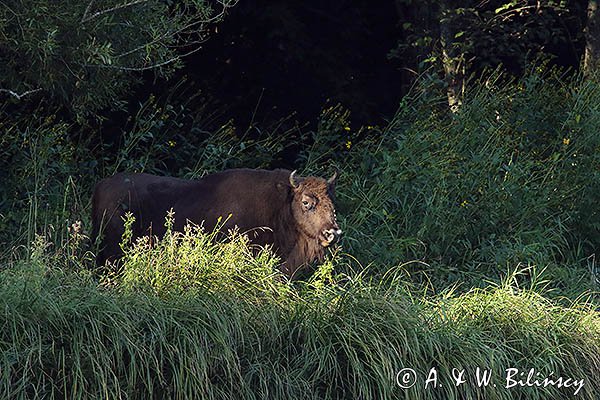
1,227,598,399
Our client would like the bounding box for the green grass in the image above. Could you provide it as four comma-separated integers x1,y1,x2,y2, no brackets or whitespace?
333,70,600,295
1,228,599,399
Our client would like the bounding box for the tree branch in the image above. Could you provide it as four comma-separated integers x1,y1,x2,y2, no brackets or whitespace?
0,88,42,100
112,1,234,60
81,0,95,24
81,0,150,23
83,45,206,71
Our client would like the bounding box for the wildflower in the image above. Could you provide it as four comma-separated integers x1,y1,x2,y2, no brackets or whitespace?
168,140,176,147
344,126,351,131
345,140,352,149
563,138,570,146
460,200,468,207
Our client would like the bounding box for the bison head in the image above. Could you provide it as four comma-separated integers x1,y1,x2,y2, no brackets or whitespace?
288,170,342,247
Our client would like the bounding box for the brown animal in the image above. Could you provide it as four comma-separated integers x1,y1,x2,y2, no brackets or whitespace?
91,168,341,279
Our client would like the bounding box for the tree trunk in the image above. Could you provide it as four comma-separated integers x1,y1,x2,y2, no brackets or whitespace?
583,0,600,78
439,0,464,112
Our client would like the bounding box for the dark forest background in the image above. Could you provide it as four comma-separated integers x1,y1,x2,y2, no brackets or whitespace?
1,1,595,140
180,0,588,128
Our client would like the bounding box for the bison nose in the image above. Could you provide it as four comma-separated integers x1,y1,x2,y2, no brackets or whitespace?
322,228,343,246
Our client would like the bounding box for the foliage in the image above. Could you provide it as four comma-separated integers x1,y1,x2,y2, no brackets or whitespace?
391,0,585,77
329,69,600,291
1,242,599,399
115,211,287,299
0,110,93,251
0,0,236,118
98,77,296,177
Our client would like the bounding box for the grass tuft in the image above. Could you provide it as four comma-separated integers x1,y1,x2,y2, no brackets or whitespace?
1,227,599,399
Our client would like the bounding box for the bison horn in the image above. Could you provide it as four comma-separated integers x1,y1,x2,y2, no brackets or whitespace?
327,169,338,185
289,170,299,188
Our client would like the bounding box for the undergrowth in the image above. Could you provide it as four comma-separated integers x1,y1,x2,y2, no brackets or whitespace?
1,228,599,399
1,69,600,399
332,70,600,294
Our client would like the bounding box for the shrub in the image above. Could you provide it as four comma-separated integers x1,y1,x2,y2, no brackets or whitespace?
0,112,93,252
0,0,235,118
332,70,600,291
115,211,287,300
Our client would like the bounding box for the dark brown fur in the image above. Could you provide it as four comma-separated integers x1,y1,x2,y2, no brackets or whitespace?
91,168,341,279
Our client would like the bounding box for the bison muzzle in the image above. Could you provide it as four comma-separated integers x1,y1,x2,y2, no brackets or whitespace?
91,168,341,279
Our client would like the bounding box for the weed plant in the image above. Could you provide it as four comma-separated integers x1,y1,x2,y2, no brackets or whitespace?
333,70,600,294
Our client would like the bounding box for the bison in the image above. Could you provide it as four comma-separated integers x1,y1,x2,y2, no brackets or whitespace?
91,168,342,279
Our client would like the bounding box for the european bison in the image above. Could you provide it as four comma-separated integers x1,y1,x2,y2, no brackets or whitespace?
91,168,342,279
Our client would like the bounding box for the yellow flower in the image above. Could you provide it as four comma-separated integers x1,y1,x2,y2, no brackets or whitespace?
344,126,351,131
345,140,352,149
168,140,176,147
460,200,468,207
563,138,570,145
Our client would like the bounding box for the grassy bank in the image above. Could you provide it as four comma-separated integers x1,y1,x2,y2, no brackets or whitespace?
1,229,599,400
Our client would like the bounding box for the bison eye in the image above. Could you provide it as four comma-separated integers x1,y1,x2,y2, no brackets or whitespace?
302,199,314,211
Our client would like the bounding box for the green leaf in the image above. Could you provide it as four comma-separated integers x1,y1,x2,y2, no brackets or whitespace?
495,1,518,14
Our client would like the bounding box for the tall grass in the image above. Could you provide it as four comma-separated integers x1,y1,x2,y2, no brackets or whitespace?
333,70,600,294
114,212,287,300
1,229,599,399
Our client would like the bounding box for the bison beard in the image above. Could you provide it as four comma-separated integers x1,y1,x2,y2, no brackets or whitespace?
91,168,341,279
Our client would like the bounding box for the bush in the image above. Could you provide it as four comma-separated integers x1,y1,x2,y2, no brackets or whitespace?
333,70,600,291
0,0,235,118
0,112,93,252
107,85,294,178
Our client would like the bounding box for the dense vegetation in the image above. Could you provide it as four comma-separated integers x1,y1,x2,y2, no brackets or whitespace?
2,0,600,399
2,69,600,399
2,233,599,399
